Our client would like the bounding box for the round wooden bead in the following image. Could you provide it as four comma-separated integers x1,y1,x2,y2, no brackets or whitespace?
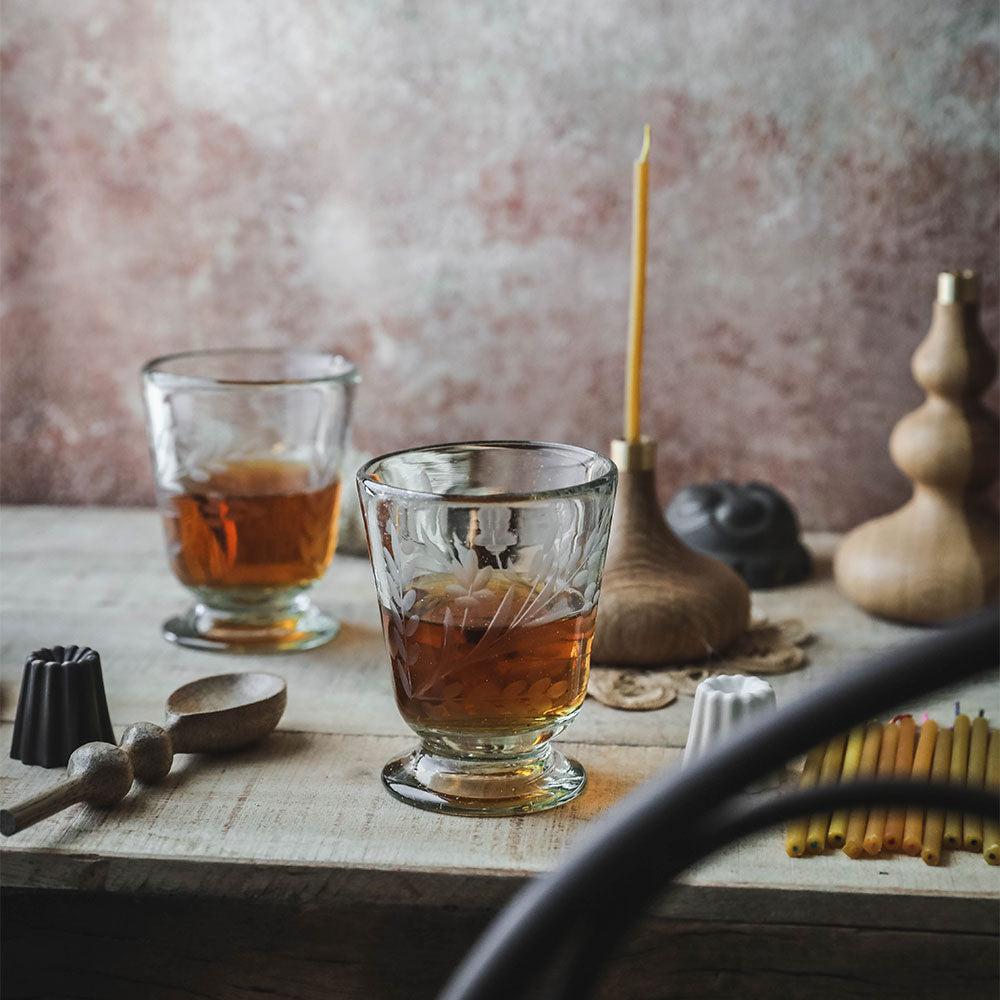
66,743,134,806
120,721,174,783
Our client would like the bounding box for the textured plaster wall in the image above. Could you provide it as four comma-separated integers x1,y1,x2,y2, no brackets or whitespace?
2,0,997,530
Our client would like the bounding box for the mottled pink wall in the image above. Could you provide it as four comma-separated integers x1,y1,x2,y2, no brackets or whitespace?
2,1,997,530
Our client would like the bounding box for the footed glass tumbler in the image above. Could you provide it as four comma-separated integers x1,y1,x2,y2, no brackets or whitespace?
357,441,617,815
142,348,358,653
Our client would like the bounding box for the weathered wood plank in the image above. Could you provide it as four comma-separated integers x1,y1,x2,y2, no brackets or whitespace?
2,890,997,1000
2,721,996,932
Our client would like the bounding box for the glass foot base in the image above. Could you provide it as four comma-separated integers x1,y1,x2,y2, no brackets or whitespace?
382,744,587,816
163,602,339,653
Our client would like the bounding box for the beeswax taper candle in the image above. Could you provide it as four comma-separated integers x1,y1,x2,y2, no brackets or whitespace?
920,727,952,867
944,711,971,849
883,715,916,851
982,729,999,865
828,723,867,849
963,714,989,851
863,719,900,855
624,125,651,444
806,733,847,853
786,743,825,857
843,721,883,859
902,718,939,856
806,731,848,851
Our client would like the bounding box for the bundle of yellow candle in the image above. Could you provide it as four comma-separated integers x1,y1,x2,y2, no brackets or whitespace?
785,710,998,866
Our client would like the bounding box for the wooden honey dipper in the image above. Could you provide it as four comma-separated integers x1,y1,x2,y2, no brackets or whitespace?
1,672,286,836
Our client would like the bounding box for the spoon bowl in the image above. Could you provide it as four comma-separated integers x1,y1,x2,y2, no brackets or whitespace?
165,672,287,754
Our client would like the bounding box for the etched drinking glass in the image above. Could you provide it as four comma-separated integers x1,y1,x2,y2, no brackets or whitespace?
357,441,617,815
142,348,359,653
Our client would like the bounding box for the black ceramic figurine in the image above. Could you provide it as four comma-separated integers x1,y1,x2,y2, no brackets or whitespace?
665,481,811,589
9,646,116,768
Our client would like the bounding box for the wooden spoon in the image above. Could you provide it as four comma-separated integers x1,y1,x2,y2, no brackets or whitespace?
1,672,286,836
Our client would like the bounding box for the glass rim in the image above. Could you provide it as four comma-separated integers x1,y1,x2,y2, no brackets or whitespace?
141,348,360,387
356,439,618,504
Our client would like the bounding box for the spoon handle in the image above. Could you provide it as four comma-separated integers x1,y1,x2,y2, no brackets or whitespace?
1,776,87,836
1,742,133,836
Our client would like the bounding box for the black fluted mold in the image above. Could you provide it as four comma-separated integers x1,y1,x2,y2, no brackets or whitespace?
9,646,116,768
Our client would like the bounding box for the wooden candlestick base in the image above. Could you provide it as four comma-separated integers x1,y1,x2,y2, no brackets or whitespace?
592,438,751,665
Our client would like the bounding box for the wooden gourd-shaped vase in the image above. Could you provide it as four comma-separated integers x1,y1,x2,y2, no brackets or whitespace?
834,270,999,624
592,438,751,664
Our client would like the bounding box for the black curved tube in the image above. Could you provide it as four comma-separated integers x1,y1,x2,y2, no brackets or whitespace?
553,780,998,1000
438,609,998,1000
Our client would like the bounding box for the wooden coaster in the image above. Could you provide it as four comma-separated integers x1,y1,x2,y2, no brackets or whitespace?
588,618,811,710
587,669,678,711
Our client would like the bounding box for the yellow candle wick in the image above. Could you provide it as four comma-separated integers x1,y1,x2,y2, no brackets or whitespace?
637,122,651,162
624,124,651,444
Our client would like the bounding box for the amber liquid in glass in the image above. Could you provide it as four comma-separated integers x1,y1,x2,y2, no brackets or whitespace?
381,573,595,736
163,459,342,592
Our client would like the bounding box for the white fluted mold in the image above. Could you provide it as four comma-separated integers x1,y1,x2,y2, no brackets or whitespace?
683,674,779,790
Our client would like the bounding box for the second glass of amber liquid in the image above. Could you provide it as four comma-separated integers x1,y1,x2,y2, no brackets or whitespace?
357,441,617,815
142,349,358,653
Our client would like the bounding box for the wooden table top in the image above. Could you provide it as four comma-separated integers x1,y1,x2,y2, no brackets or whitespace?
1,506,997,934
